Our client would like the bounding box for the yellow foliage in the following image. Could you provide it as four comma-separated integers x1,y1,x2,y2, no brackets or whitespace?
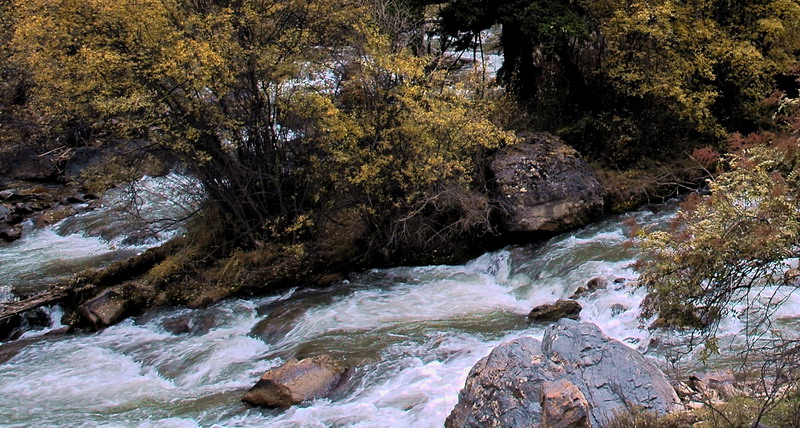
9,0,516,246
582,0,800,137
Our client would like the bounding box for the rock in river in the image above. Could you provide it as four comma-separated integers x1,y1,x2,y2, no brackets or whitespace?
249,305,307,344
0,224,22,242
80,289,129,328
490,133,605,234
243,354,348,409
34,205,78,228
528,299,582,322
570,276,608,298
446,319,681,427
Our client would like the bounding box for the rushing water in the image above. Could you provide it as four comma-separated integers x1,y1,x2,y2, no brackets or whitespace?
0,173,200,296
0,202,692,427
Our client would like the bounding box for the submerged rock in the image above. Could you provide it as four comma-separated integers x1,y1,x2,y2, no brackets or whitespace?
527,299,582,322
490,133,605,233
161,313,216,336
249,305,307,344
609,303,629,317
0,336,34,364
446,319,681,427
0,327,71,364
243,354,348,408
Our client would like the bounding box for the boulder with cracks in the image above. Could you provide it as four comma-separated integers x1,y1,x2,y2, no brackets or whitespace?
446,319,681,427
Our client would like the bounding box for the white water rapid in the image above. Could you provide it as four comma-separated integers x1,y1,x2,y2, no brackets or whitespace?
0,202,692,427
0,173,200,296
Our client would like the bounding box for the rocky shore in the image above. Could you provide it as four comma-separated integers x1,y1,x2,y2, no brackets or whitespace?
0,133,610,334
0,133,714,421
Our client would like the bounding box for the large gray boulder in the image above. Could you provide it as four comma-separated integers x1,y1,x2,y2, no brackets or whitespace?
446,319,681,427
544,320,681,425
445,337,551,427
491,133,605,233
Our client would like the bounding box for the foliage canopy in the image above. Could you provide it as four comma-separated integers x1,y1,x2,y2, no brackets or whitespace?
638,93,800,334
9,0,515,253
437,0,800,163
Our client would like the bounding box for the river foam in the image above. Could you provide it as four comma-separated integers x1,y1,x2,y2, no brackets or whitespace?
0,202,693,427
0,173,200,296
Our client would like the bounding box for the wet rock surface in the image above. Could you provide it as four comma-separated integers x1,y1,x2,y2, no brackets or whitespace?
243,354,348,409
161,313,217,336
446,319,681,427
249,306,307,344
490,133,605,234
0,224,22,242
528,299,582,322
80,288,129,328
0,307,52,342
34,205,78,228
0,181,90,243
0,327,71,364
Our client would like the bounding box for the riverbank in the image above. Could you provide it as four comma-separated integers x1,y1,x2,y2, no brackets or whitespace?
0,133,708,341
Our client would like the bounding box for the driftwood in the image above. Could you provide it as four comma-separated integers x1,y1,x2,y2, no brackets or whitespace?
0,237,183,341
0,284,75,323
0,282,97,341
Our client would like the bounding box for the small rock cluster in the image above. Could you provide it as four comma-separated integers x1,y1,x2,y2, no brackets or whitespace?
0,184,94,243
676,370,748,410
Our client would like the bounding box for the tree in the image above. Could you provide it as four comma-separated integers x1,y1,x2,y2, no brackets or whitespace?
437,0,591,109
9,0,515,253
0,0,33,149
584,0,800,138
637,91,800,331
636,90,800,426
431,0,800,165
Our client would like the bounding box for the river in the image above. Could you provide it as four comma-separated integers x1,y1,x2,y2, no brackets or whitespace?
0,198,787,427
